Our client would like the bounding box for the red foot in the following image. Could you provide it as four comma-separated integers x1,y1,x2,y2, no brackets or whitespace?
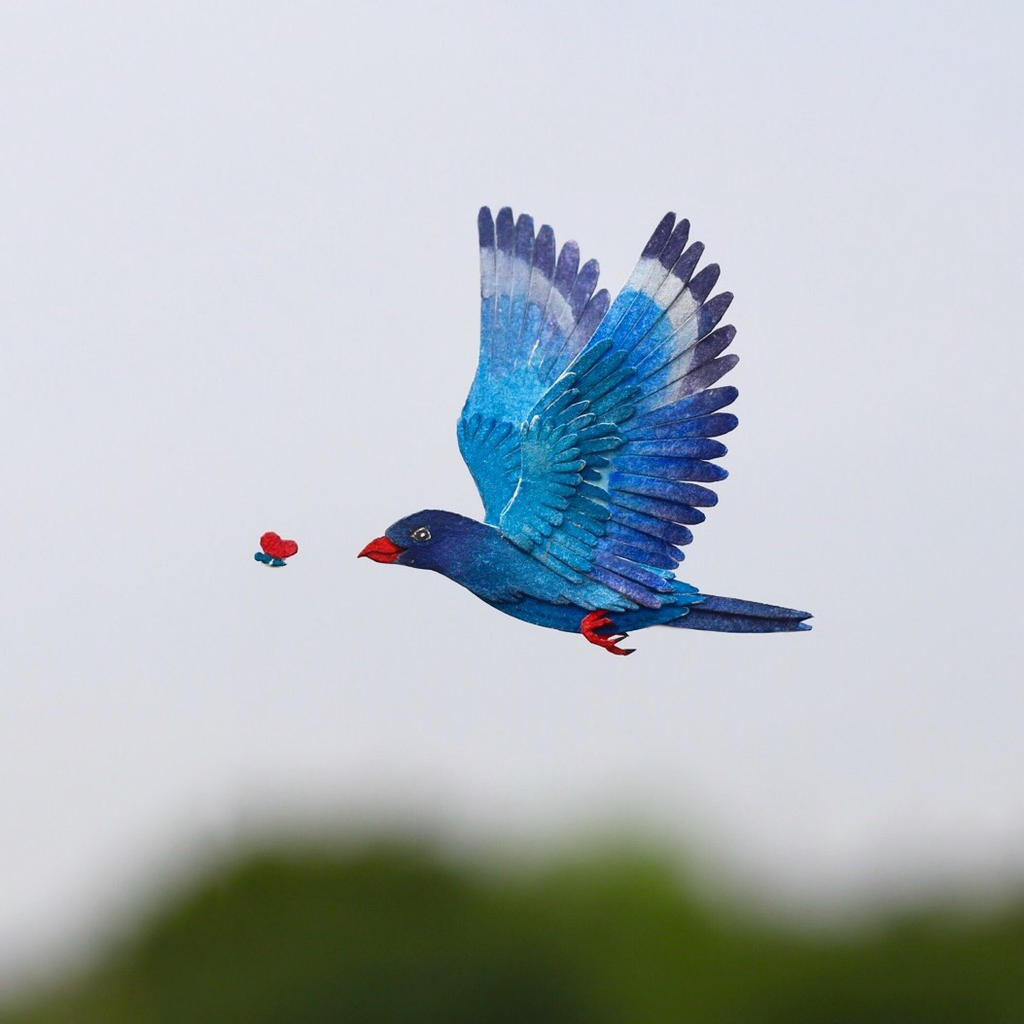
581,610,635,656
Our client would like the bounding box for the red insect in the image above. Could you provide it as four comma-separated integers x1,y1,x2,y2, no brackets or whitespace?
255,531,298,567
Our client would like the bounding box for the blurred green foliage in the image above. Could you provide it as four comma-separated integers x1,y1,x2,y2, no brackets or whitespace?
5,840,1024,1023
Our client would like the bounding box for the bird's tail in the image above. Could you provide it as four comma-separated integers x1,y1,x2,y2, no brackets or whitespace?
667,595,812,633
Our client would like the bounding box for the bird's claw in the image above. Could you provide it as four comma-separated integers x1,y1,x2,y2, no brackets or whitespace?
580,611,635,656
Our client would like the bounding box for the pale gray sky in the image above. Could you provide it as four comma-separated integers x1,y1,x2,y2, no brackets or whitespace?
2,0,1023,987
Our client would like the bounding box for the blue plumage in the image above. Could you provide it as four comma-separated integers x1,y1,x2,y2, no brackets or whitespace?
361,208,811,654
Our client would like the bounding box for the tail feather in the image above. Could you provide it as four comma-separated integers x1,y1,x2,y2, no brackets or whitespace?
668,594,812,633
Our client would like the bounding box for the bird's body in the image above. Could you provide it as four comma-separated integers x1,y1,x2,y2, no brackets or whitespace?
361,208,811,653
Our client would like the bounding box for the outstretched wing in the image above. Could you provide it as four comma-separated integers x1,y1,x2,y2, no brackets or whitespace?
458,207,610,524
498,213,739,610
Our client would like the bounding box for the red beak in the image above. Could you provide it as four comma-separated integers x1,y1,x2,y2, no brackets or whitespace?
358,536,405,564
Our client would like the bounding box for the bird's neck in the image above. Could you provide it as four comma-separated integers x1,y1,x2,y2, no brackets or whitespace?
435,520,526,604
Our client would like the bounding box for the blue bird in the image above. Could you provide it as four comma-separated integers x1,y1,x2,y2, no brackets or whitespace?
360,208,811,654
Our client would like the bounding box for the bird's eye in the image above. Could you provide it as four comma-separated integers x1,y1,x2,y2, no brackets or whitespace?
410,526,431,543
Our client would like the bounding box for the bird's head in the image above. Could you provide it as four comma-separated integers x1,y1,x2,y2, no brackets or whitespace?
358,510,478,572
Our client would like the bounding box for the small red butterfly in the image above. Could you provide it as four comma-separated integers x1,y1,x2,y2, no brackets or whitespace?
255,531,298,567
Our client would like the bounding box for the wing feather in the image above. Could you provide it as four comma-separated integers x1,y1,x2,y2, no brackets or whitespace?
460,207,607,523
495,213,741,608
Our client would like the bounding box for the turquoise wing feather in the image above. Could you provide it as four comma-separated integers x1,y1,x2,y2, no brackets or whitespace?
497,213,739,610
458,207,609,524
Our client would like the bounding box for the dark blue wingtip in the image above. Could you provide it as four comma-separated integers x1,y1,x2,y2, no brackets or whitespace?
477,206,495,248
514,213,535,259
659,218,690,269
534,224,556,277
671,241,704,284
553,240,580,298
689,263,721,305
715,322,737,345
496,207,515,252
700,298,735,338
641,212,676,259
715,384,740,408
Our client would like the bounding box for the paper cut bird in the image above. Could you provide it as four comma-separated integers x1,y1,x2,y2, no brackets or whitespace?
360,208,811,654
255,531,298,567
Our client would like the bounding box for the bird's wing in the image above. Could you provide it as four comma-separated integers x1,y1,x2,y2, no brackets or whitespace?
497,213,738,609
458,207,610,524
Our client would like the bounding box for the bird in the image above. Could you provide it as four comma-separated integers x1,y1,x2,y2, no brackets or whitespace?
359,207,811,655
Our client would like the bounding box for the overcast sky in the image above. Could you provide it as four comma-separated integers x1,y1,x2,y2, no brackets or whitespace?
2,0,1023,988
